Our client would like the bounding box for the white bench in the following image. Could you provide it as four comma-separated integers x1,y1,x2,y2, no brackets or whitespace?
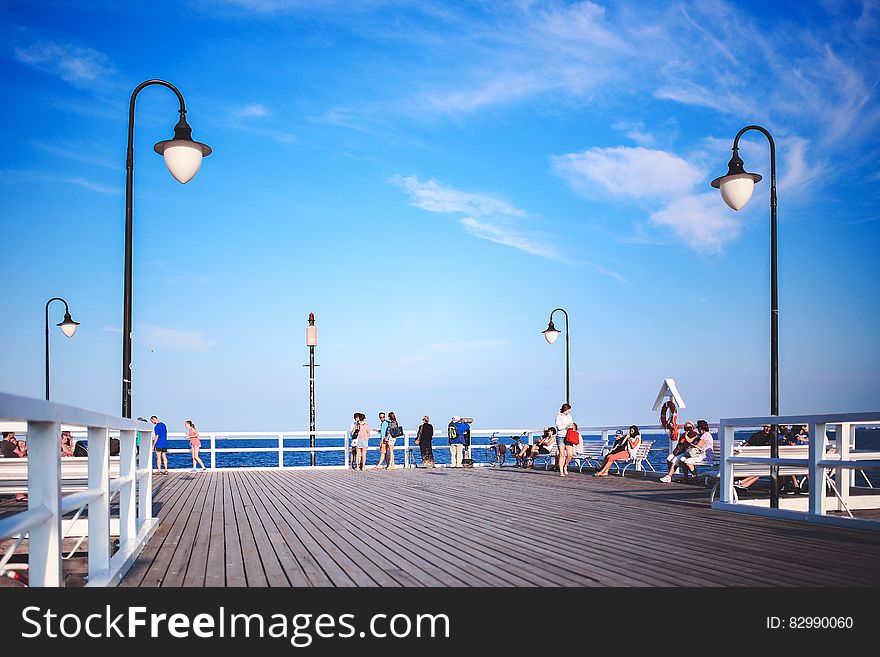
569,441,609,473
609,440,655,476
0,457,121,495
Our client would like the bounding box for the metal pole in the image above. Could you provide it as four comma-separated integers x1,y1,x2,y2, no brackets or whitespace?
733,125,779,508
122,80,187,419
550,307,570,405
45,297,69,401
309,344,316,467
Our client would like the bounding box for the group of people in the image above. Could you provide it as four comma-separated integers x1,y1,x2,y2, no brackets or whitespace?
348,410,408,470
659,419,714,483
348,412,465,470
149,415,206,474
1,432,27,459
735,423,810,493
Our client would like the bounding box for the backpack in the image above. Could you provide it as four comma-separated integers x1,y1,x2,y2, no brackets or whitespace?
448,423,457,442
109,437,120,456
73,441,88,457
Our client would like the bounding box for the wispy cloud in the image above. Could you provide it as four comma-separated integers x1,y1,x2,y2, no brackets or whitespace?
13,42,116,88
390,175,525,218
427,340,507,352
553,145,743,253
552,146,704,201
234,103,271,118
30,140,116,169
0,169,121,195
389,175,558,259
649,192,743,254
140,327,216,353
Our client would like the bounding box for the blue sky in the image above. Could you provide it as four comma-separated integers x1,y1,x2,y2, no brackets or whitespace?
1,0,878,432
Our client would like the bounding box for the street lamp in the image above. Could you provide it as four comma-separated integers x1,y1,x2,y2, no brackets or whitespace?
45,297,79,401
542,307,570,405
711,123,780,507
122,79,212,418
303,313,320,467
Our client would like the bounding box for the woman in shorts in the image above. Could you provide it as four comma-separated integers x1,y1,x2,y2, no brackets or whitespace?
555,403,575,476
355,414,370,471
186,420,206,472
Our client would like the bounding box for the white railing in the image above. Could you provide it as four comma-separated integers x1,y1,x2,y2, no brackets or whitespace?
715,412,880,528
0,392,157,587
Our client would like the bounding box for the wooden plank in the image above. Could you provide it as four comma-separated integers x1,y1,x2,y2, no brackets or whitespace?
203,472,227,587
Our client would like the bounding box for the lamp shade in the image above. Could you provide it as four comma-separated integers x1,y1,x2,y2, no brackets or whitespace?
711,149,762,211
58,311,79,338
542,321,560,344
153,112,212,184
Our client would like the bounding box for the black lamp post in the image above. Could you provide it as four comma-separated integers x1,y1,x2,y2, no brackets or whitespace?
122,79,212,418
542,307,570,405
304,313,319,467
711,124,780,507
45,297,79,401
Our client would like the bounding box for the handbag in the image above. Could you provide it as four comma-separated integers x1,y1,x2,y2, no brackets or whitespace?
390,425,404,438
564,429,580,445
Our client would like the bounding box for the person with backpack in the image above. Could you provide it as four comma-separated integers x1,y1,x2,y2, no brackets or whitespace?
383,411,403,469
448,415,464,468
594,426,641,477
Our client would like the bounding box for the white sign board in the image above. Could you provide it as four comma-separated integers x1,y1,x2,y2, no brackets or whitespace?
652,378,686,411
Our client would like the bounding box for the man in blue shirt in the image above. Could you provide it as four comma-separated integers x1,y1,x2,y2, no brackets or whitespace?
150,415,169,475
448,416,464,468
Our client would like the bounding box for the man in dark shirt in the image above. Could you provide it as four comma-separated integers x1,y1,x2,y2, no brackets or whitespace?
743,424,776,446
1,432,19,458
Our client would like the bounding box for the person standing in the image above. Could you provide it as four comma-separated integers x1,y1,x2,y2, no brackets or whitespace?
354,413,370,471
349,412,360,469
448,415,464,468
555,403,574,474
150,416,169,475
186,420,206,472
385,411,402,469
416,415,434,467
375,411,390,469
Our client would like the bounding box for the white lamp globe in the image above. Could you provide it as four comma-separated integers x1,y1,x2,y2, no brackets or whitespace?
58,312,79,338
543,325,560,344
719,174,757,211
158,140,207,184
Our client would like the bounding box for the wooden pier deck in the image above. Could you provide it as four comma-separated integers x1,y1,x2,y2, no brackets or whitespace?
116,466,880,587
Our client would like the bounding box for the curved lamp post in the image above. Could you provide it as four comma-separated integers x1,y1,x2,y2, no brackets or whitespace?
122,79,212,418
542,307,570,405
711,124,780,507
45,297,79,401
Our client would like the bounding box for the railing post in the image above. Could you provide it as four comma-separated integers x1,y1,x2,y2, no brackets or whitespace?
119,429,137,549
210,434,216,470
27,420,62,587
343,430,350,468
404,431,410,468
138,422,153,526
809,422,826,516
278,433,284,468
87,426,110,582
836,423,852,511
720,422,735,504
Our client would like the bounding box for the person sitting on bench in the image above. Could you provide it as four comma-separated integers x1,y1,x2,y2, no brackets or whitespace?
594,426,641,477
517,427,556,468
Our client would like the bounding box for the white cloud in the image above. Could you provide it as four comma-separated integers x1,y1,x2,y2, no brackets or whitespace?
141,327,216,353
0,169,120,195
552,146,704,201
235,103,271,118
390,175,525,218
649,192,743,254
13,42,115,87
458,217,560,259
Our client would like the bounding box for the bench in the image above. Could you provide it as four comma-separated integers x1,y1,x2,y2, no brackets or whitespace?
0,457,122,495
609,440,655,476
569,441,609,473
